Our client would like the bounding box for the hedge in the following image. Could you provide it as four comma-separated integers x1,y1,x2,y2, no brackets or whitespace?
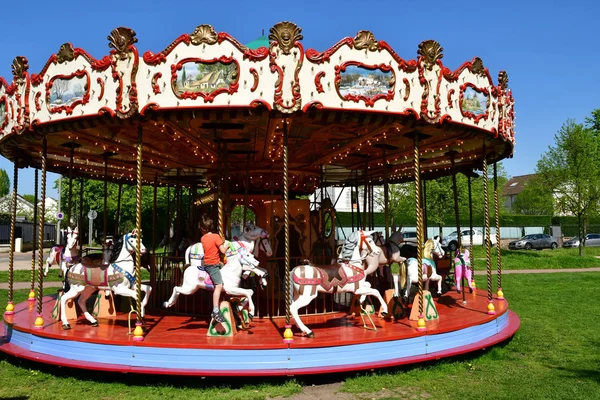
336,212,553,228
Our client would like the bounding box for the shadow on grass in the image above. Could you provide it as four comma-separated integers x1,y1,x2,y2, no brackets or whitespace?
0,335,517,389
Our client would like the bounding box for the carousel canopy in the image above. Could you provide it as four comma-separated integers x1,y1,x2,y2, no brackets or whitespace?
0,22,514,195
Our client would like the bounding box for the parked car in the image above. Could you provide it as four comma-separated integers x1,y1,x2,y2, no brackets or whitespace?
508,234,558,250
441,229,497,251
401,231,418,244
563,233,600,248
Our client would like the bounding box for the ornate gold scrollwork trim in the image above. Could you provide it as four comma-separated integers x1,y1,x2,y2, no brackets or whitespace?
269,21,303,54
417,40,443,70
108,27,138,60
190,24,218,46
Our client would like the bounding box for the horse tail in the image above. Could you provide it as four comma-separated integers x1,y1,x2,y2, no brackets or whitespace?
399,260,408,292
185,245,191,266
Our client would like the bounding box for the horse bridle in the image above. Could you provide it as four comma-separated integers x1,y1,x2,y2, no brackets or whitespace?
359,231,376,257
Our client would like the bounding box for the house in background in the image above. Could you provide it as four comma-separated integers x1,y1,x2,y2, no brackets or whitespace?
0,194,58,223
502,174,536,211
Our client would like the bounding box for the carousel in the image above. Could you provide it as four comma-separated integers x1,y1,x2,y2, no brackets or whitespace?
0,22,519,376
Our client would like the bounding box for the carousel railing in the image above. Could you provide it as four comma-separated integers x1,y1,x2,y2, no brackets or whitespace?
265,256,355,318
148,253,361,318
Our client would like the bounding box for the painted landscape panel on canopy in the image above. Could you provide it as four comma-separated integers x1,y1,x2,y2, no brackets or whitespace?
337,65,393,98
461,86,488,116
48,75,88,108
174,61,238,96
0,100,5,124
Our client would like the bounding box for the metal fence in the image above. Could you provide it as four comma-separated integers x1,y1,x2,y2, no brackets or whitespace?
0,221,56,244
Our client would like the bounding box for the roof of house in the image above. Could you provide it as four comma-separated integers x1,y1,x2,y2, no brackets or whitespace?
502,174,537,196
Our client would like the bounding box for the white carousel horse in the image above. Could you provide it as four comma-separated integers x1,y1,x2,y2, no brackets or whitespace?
290,230,386,338
45,226,79,278
163,223,273,319
454,248,474,294
60,230,152,330
404,236,445,299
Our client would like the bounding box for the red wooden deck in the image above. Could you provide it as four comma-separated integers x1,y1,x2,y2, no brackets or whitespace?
4,289,509,350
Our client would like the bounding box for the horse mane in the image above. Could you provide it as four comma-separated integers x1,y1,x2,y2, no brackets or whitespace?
109,236,124,264
340,231,359,260
421,239,434,260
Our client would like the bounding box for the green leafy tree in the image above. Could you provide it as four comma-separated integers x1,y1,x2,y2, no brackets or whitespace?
22,194,35,204
512,177,555,215
425,176,454,238
536,118,600,256
374,182,415,232
0,168,10,197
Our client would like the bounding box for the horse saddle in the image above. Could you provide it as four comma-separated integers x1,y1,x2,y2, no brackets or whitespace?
67,265,123,287
80,253,106,269
294,261,363,292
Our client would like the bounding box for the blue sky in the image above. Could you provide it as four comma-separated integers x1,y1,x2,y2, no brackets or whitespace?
0,0,598,199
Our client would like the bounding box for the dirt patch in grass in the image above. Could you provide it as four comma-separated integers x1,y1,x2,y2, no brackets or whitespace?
269,382,431,400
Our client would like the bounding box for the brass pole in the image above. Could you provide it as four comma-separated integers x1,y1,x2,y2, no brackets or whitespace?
363,160,368,230
165,185,171,251
494,163,504,299
103,155,108,252
34,137,48,328
217,140,224,238
282,118,293,343
29,168,39,301
78,178,84,256
383,147,389,239
422,179,428,240
5,156,19,315
450,152,463,303
482,145,495,314
414,135,426,330
133,125,144,339
243,153,250,228
67,146,74,229
355,175,362,228
115,182,122,237
468,175,475,288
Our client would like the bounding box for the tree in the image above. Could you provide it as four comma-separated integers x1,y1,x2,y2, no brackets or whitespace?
512,177,555,215
52,79,69,102
425,176,454,238
536,118,600,256
0,168,9,197
374,182,415,231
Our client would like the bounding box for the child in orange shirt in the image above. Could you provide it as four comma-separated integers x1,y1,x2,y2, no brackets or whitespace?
200,215,229,323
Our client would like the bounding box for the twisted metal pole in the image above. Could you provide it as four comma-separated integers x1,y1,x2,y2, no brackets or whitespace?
414,135,426,331
5,156,19,315
115,182,122,237
29,168,39,301
217,139,224,238
282,119,293,344
382,147,389,239
468,175,476,289
132,125,145,341
67,146,74,229
78,178,83,256
103,155,108,252
34,137,48,329
450,152,464,303
482,146,495,315
494,163,504,300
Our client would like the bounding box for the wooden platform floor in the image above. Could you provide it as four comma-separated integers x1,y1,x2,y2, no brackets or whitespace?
4,289,509,350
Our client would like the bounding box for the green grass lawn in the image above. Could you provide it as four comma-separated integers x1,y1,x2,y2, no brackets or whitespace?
1,272,599,399
0,268,151,284
468,245,600,270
